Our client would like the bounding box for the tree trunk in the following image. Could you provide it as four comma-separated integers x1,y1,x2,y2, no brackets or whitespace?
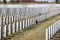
3,0,6,4
56,0,58,3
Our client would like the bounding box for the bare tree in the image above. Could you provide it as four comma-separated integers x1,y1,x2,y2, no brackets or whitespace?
3,0,6,4
56,0,58,3
11,0,14,4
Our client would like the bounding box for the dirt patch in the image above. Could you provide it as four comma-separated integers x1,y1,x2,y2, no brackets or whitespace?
8,15,60,40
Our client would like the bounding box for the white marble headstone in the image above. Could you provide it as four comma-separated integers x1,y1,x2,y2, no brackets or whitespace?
46,28,49,40
12,23,15,33
8,24,11,35
23,20,25,29
0,17,2,25
3,25,6,37
16,22,18,32
0,26,1,39
20,21,22,30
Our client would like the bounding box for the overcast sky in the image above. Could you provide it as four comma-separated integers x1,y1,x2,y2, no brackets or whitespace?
0,0,55,2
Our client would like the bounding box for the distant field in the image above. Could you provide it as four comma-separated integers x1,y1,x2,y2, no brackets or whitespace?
0,2,56,5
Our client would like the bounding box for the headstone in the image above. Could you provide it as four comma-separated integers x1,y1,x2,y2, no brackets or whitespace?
31,18,32,25
30,18,32,25
3,25,6,37
11,16,14,23
37,16,39,23
49,27,51,40
51,25,53,38
16,22,18,32
53,24,55,35
29,18,31,26
6,16,8,24
3,17,5,25
33,17,35,24
0,26,1,39
23,20,25,29
12,23,15,33
20,21,22,30
28,18,29,27
33,18,35,24
0,17,2,26
26,19,28,28
8,24,11,35
46,28,49,40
